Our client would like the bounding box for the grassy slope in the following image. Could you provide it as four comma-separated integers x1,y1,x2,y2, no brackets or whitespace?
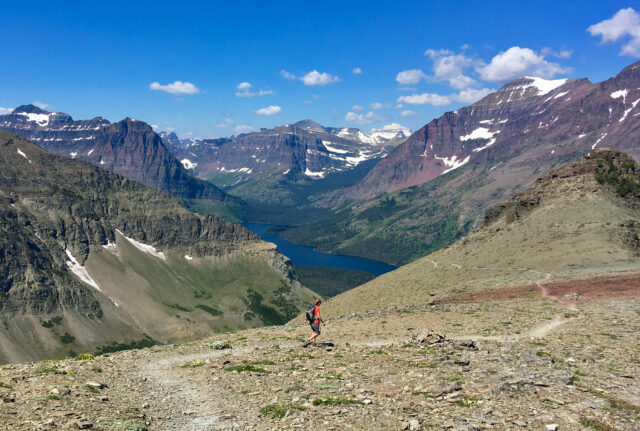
323,158,640,317
86,231,317,342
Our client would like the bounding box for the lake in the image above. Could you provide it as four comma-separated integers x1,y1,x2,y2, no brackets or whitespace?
243,223,397,276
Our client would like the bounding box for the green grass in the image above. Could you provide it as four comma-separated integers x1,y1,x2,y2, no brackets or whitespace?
95,335,158,355
225,364,270,374
260,402,306,419
369,348,389,355
179,359,205,368
579,417,617,431
320,373,343,380
454,397,478,407
0,382,12,389
210,340,232,350
312,396,363,406
82,384,101,394
35,394,61,402
36,366,71,376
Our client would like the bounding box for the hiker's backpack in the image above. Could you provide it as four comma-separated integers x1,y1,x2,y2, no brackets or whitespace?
305,304,315,321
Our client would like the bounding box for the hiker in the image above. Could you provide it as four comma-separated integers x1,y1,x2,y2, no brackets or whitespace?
304,298,324,347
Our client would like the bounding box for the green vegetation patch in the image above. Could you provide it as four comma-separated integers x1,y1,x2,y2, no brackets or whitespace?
210,340,232,350
312,396,363,406
260,402,307,419
60,332,75,344
195,304,223,316
0,382,12,389
95,335,158,356
579,417,617,431
40,316,63,328
320,373,343,380
179,359,205,368
225,364,270,374
82,384,101,394
243,289,288,325
35,394,61,402
163,302,193,312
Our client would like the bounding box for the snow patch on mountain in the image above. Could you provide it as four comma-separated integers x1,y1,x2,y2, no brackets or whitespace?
435,154,471,174
181,158,197,169
17,112,51,126
611,89,628,103
16,148,32,163
65,249,101,291
522,77,568,96
117,229,166,261
304,167,325,178
322,141,349,154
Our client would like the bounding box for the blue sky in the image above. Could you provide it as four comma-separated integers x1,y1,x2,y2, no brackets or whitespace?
1,1,639,138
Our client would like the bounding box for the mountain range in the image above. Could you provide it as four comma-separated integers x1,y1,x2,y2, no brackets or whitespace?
270,61,640,265
0,130,314,363
161,120,410,204
0,105,229,204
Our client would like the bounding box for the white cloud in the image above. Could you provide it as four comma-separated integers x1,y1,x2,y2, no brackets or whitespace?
352,104,365,112
588,7,640,57
396,87,494,106
0,107,13,115
400,110,416,117
301,70,340,86
345,111,386,125
32,101,54,110
216,117,254,134
255,105,282,115
453,88,494,103
396,69,427,85
477,47,570,82
397,93,451,106
216,118,235,128
370,102,391,110
425,49,479,90
235,81,274,97
540,47,573,59
352,67,362,74
371,122,409,132
234,124,254,133
281,70,297,80
150,81,200,95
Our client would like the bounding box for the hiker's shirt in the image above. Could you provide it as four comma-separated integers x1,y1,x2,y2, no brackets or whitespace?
312,305,320,323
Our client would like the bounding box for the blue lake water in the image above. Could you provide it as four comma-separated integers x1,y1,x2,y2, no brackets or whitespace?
243,223,397,276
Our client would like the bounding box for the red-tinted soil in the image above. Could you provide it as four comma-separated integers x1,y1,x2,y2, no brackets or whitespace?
434,273,640,304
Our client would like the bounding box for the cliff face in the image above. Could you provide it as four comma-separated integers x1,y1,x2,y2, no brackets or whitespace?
0,106,229,202
0,131,315,363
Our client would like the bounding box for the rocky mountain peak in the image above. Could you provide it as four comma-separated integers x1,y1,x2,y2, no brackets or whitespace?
11,104,48,114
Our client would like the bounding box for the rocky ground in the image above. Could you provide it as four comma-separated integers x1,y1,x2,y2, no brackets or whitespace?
1,277,639,431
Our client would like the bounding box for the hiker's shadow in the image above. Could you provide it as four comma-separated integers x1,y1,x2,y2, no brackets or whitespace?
312,342,335,347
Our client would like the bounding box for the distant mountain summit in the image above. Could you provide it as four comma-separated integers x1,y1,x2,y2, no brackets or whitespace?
162,120,411,200
349,62,640,199
0,106,229,203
